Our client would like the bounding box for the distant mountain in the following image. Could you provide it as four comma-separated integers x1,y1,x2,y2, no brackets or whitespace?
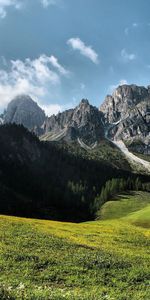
4,95,46,132
41,99,104,145
2,84,150,157
100,84,150,154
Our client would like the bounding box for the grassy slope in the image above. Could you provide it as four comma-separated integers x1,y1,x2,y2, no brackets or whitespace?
0,192,150,300
98,191,150,222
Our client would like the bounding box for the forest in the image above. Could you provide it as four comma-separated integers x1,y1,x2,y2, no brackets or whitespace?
0,124,149,221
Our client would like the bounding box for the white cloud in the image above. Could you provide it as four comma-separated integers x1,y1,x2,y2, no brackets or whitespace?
67,37,99,64
0,0,22,18
41,103,62,116
41,99,78,116
11,55,60,85
0,54,68,112
108,79,128,93
48,55,69,75
121,49,136,62
40,0,58,8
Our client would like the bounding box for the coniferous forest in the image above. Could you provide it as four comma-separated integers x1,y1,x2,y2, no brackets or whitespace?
0,124,149,222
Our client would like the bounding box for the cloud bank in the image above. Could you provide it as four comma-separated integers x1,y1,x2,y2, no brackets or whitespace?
0,54,68,115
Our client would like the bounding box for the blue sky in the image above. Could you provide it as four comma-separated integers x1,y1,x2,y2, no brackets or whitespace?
0,0,150,115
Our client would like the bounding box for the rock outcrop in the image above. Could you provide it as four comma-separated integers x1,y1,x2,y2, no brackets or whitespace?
100,85,150,154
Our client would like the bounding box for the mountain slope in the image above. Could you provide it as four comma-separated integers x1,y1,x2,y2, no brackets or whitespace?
112,139,150,173
1,124,143,221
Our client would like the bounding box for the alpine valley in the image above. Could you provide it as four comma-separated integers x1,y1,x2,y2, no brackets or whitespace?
0,84,149,221
0,84,150,300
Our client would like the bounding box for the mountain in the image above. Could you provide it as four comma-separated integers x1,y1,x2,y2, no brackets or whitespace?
2,84,150,163
41,99,104,145
0,123,143,221
4,95,46,132
3,86,150,156
100,84,150,154
0,88,150,220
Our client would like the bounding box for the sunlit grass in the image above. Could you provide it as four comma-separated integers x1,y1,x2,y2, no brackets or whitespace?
0,191,150,299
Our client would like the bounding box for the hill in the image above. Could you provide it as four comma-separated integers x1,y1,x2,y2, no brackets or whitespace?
0,191,150,300
98,191,150,225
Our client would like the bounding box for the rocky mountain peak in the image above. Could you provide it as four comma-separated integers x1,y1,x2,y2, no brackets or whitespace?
79,99,90,106
100,84,150,123
100,84,150,154
2,83,150,155
41,99,104,144
4,94,46,131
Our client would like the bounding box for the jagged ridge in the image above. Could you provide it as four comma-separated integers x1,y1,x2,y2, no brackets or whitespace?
100,84,150,155
41,99,104,145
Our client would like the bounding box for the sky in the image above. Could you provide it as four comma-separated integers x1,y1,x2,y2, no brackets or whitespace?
0,0,150,115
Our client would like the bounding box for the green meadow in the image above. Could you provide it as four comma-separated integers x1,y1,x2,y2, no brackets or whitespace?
0,191,150,300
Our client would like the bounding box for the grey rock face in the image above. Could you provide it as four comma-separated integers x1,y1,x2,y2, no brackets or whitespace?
42,99,104,144
0,111,5,125
3,84,150,155
4,95,45,131
100,84,150,154
0,117,3,125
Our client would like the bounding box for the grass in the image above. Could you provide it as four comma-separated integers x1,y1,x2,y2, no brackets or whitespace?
0,191,150,299
98,191,150,220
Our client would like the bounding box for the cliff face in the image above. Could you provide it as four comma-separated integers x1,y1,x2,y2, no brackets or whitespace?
42,99,104,144
4,95,46,131
100,85,150,154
